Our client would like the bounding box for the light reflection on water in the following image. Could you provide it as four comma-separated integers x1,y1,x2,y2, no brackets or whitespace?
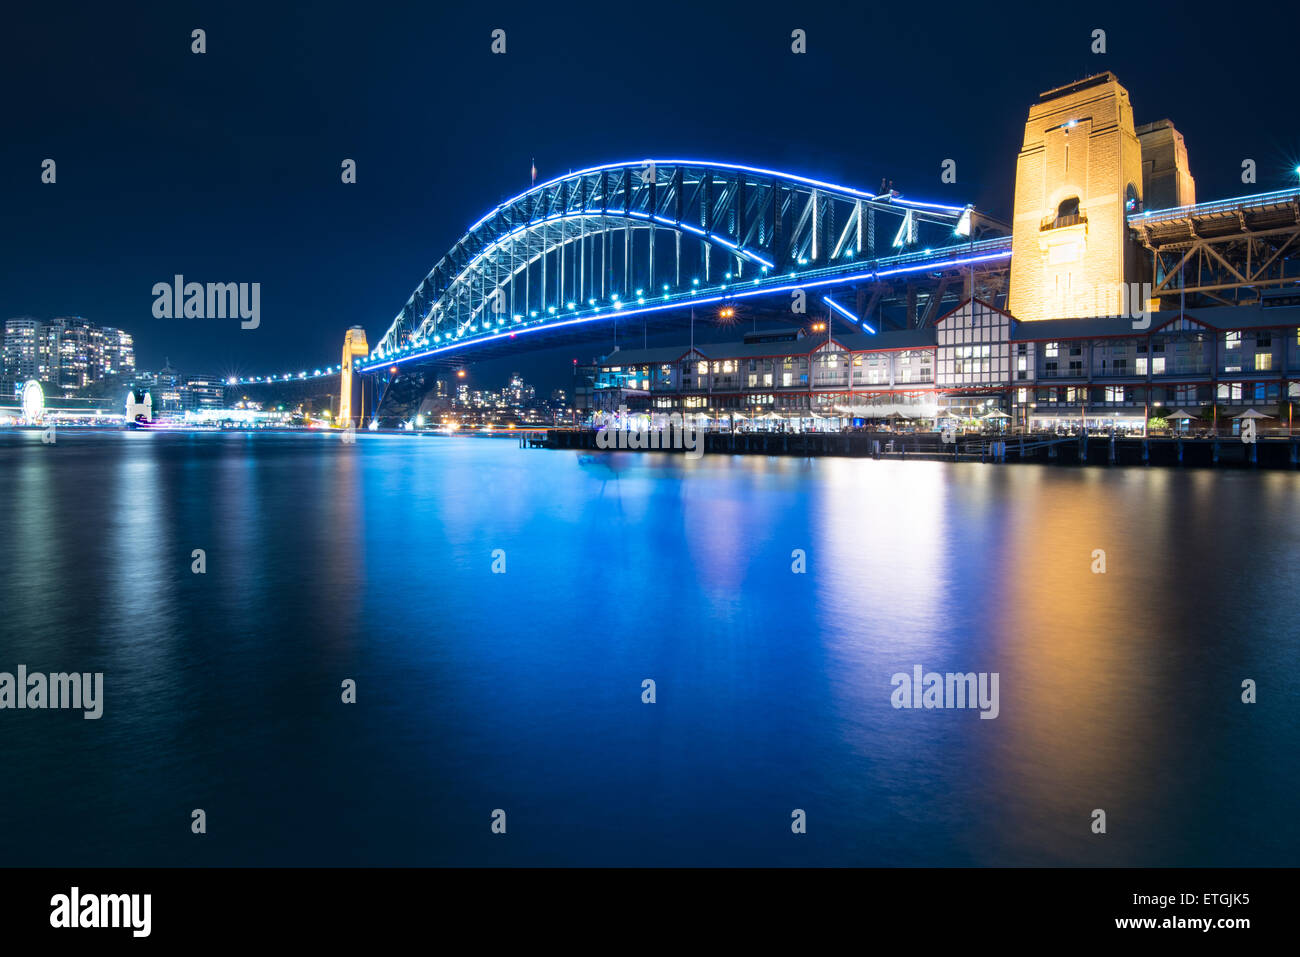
0,431,1296,866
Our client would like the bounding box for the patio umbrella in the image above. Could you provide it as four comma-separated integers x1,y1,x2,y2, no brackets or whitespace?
1166,409,1199,420
1232,409,1271,419
981,410,1011,419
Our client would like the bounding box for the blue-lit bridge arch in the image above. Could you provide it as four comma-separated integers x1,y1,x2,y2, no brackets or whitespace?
364,160,1007,372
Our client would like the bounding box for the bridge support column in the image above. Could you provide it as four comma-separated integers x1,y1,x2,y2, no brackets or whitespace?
339,326,370,429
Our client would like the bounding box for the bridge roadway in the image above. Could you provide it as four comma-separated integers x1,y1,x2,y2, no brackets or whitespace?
356,236,1013,373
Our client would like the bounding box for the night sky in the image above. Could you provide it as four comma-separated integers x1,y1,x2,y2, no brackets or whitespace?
2,0,1296,390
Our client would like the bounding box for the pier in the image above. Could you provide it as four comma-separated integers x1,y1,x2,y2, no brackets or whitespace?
538,428,1300,469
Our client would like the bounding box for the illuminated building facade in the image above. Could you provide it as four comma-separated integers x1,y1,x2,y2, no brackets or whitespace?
2,316,135,392
1008,73,1194,323
583,300,1300,431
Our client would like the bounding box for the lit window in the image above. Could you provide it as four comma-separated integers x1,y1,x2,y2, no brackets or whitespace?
1255,353,1273,371
1225,332,1241,350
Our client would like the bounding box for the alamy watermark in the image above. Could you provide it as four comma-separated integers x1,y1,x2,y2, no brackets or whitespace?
890,665,999,719
50,887,150,937
595,405,705,459
1051,280,1152,329
0,666,103,718
152,275,260,329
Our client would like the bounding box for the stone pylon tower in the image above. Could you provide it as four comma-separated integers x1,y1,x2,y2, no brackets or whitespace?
1008,73,1149,322
339,326,369,428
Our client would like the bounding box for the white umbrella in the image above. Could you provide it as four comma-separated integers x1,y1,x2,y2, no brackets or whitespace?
1233,408,1271,419
981,410,1011,419
1167,408,1200,420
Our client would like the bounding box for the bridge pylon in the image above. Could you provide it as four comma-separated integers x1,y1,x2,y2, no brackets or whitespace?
339,326,369,428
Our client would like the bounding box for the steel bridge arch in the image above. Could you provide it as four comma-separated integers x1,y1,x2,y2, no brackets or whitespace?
372,160,969,359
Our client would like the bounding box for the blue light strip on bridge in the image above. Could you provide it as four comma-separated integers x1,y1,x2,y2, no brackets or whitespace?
468,159,968,232
824,296,877,334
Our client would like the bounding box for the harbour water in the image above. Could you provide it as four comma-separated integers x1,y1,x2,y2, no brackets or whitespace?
0,431,1297,866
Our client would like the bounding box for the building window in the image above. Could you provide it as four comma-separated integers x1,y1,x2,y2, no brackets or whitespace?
1049,197,1082,229
1153,357,1165,375
1217,383,1243,402
1225,332,1241,350
1045,342,1058,358
1255,353,1273,371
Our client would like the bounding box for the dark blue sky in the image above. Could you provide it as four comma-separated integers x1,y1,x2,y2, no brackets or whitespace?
2,0,1296,388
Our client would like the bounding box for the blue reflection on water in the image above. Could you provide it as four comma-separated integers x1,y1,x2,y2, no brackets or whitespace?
0,432,1296,866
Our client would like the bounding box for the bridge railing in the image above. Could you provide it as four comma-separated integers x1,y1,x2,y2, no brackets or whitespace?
1129,186,1300,226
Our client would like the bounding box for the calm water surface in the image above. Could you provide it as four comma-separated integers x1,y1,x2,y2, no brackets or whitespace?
0,431,1296,866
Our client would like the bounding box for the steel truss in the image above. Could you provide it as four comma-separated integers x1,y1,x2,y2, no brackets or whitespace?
372,161,978,360
1129,187,1300,307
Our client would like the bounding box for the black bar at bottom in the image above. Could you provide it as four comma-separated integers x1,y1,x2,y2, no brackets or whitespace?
0,867,1284,943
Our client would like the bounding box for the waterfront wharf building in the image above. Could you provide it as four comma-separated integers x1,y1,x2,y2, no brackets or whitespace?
582,299,1300,433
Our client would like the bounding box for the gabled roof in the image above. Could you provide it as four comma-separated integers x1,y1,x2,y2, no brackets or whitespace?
932,297,1015,327
596,345,703,366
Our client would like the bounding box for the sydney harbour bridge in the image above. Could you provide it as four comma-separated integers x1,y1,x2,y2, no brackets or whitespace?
362,160,1012,370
